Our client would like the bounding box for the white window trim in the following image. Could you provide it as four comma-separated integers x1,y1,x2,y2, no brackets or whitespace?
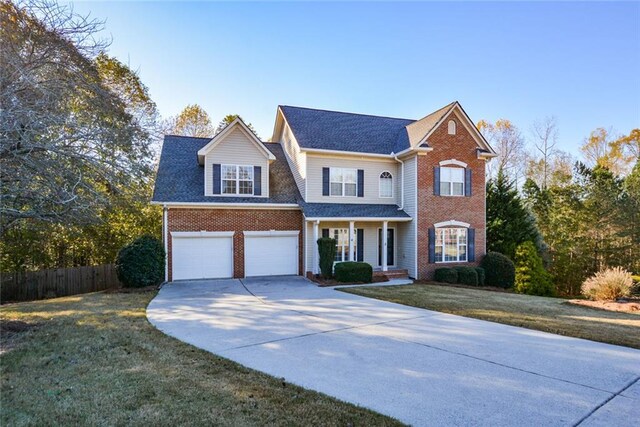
434,220,471,228
330,228,358,263
221,164,254,196
170,231,235,238
448,120,456,135
435,227,468,263
379,171,394,198
439,159,467,168
376,227,397,267
440,166,465,197
329,167,358,197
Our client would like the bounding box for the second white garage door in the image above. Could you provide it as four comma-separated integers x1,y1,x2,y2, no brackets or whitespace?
244,231,299,277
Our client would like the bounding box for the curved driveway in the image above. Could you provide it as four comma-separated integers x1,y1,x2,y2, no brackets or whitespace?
147,277,640,426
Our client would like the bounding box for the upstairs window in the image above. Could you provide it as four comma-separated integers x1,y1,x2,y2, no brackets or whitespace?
222,164,253,195
379,171,393,198
448,120,456,135
435,228,467,262
330,168,357,197
440,167,464,196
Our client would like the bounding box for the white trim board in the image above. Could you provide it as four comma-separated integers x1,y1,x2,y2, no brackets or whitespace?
434,220,471,228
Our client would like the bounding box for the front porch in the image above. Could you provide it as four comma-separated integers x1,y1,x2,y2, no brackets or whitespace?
304,217,414,278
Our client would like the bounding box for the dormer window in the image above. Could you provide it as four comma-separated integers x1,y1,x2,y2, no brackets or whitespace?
222,164,254,195
448,120,456,135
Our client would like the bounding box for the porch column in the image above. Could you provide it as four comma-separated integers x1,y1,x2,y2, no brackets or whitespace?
382,220,388,272
349,221,355,261
312,221,319,275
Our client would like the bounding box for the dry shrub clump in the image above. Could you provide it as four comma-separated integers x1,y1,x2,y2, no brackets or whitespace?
581,267,633,301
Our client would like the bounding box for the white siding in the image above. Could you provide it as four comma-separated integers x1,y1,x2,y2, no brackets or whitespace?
305,221,403,273
279,124,306,199
305,154,399,204
397,155,417,278
204,128,269,197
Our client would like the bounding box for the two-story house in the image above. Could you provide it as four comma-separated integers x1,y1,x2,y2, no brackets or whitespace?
151,101,496,281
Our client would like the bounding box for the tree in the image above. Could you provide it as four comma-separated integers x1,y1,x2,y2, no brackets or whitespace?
170,104,214,137
580,128,628,176
215,114,259,138
0,0,153,234
529,116,559,189
514,241,555,296
477,119,527,183
486,171,543,260
612,129,640,170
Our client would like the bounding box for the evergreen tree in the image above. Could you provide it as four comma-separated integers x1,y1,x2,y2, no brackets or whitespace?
514,241,555,296
486,171,543,260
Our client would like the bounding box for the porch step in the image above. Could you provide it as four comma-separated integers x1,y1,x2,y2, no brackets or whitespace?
373,269,409,280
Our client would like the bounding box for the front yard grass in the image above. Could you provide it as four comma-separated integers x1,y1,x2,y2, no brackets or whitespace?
0,291,401,426
340,283,640,349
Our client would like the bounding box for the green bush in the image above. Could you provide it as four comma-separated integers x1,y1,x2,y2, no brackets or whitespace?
514,241,555,296
334,262,373,283
475,267,486,286
317,237,336,278
480,252,515,288
434,268,458,284
115,235,165,288
454,266,479,286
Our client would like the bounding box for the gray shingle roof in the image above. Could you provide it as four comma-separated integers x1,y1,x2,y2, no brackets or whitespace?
300,202,410,219
280,106,416,155
152,135,300,204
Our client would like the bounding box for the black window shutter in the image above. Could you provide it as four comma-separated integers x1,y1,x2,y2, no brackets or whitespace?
322,168,330,196
434,167,441,196
357,229,364,262
428,228,436,263
253,166,262,196
468,228,476,262
465,168,472,197
212,164,221,194
357,169,364,197
322,229,329,238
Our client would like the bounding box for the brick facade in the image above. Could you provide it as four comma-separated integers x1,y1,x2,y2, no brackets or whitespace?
167,208,303,280
416,112,487,279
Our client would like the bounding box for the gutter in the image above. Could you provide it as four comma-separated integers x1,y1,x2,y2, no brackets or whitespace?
150,201,301,209
163,205,168,282
393,153,404,210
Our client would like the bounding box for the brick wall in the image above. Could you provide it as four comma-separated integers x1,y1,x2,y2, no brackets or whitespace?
167,208,303,280
417,112,487,279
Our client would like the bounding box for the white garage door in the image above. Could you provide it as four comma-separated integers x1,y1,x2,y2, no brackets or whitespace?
172,232,234,280
244,231,299,277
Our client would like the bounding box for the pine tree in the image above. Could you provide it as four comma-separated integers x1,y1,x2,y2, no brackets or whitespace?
514,241,555,296
486,171,543,260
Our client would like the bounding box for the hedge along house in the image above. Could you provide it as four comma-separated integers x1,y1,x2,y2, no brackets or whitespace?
151,102,497,281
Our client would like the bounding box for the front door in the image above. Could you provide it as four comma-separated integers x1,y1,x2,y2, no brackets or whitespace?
378,228,395,266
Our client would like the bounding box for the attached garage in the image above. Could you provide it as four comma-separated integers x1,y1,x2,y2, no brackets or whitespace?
244,231,299,277
171,232,234,280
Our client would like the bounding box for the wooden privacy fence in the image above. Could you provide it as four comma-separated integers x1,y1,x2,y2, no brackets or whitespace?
1,264,123,303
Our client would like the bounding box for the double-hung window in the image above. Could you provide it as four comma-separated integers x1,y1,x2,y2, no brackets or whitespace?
331,228,358,262
221,164,253,195
435,228,467,262
440,167,464,196
330,168,357,197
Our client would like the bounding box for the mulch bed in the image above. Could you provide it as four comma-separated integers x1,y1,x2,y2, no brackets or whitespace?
309,275,389,287
567,298,640,314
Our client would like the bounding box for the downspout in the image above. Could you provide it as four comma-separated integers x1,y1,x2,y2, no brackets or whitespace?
393,153,404,210
163,205,168,282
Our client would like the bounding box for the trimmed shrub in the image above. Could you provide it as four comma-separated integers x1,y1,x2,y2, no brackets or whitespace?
581,267,633,301
475,267,486,286
115,235,165,288
317,237,336,279
454,266,479,286
434,268,458,284
514,241,555,296
480,252,515,289
334,262,373,283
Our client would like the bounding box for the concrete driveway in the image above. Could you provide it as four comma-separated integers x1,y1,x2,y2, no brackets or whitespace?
147,277,640,426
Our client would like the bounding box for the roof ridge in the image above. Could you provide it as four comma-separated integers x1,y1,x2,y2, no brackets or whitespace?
280,105,416,122
164,134,213,141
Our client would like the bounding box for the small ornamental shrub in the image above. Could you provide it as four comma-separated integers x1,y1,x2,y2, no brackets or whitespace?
514,241,555,296
475,267,486,286
115,235,165,288
480,252,515,289
454,266,479,286
317,237,336,279
434,268,458,284
581,267,633,301
334,262,373,283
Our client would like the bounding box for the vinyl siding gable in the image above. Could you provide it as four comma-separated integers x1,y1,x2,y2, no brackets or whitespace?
279,124,306,199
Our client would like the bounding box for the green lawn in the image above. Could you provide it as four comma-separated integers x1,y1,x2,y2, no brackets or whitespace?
340,283,640,349
1,291,401,427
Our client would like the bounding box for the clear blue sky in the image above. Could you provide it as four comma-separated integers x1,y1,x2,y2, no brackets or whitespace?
73,1,639,154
